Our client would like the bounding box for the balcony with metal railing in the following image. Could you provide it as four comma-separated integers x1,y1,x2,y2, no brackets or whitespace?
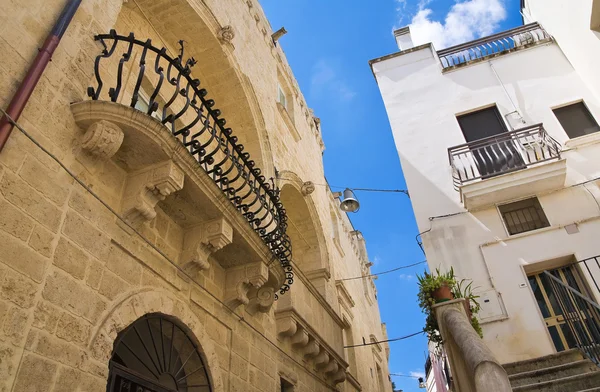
73,30,293,302
448,124,566,209
437,22,552,70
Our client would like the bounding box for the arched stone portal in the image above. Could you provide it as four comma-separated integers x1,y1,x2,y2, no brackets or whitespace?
108,314,212,391
89,289,223,392
279,181,328,275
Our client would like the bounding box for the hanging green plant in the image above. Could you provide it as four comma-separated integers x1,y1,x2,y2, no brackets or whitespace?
417,268,483,347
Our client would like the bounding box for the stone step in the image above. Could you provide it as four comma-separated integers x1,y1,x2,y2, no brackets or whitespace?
504,349,585,375
509,359,598,388
512,371,600,392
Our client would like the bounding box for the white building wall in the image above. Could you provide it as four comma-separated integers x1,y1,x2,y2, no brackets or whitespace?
372,38,600,363
522,0,600,101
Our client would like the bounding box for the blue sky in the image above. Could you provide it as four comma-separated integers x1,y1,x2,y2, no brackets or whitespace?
260,1,522,390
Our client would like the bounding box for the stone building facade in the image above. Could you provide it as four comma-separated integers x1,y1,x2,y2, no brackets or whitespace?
0,0,391,391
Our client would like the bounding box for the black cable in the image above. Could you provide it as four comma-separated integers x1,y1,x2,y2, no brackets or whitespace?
337,260,427,281
390,373,421,379
344,331,423,348
2,109,340,391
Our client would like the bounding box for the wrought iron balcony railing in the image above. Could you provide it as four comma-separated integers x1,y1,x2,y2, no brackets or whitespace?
448,124,561,188
437,22,551,69
87,31,293,297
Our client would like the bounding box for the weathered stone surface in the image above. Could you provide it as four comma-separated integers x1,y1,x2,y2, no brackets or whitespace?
2,306,30,344
32,301,61,334
12,353,58,391
19,156,71,206
52,366,106,392
0,199,35,241
26,329,86,368
42,270,107,324
0,229,49,283
53,237,89,280
61,210,111,261
0,172,62,232
28,225,56,258
56,312,91,346
0,265,38,308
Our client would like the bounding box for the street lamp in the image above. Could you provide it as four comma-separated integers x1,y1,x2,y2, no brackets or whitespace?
333,188,360,213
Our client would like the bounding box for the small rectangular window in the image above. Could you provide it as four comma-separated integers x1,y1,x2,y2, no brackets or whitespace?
499,197,550,235
553,102,600,139
280,378,294,392
278,85,287,110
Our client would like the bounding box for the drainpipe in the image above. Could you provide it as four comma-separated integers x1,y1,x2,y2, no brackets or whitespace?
0,0,82,153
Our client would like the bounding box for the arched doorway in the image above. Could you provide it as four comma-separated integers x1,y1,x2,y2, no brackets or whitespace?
107,314,212,392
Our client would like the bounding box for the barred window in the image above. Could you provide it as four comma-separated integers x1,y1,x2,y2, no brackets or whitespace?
499,197,550,235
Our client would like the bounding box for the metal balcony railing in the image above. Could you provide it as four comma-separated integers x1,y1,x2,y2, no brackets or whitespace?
437,22,551,69
87,31,293,297
448,124,561,188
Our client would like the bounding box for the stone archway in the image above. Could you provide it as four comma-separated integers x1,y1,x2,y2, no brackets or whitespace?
88,289,224,392
278,173,329,276
114,0,275,178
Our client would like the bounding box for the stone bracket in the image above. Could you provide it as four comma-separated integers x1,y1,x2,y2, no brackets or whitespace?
121,160,185,227
180,217,234,273
224,261,269,309
276,312,348,385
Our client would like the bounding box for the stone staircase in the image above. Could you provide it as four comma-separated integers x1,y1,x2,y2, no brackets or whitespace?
503,349,600,391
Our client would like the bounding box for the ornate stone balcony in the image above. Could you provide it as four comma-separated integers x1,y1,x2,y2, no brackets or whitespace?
72,30,294,309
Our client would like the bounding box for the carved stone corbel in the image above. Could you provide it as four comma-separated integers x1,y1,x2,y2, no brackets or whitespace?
277,317,298,338
121,161,184,227
291,327,309,348
224,262,269,309
323,361,338,376
180,217,233,273
303,339,320,359
80,120,124,160
331,368,347,384
246,286,276,315
314,349,329,369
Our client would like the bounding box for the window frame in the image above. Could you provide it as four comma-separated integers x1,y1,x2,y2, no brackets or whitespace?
552,100,600,140
497,196,550,236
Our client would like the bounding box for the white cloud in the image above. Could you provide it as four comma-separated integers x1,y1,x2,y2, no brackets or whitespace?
410,370,426,379
399,273,414,280
310,59,357,102
408,0,507,49
373,255,382,266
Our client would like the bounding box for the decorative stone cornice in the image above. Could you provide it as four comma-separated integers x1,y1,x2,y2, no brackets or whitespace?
121,160,184,227
181,217,233,273
275,309,348,385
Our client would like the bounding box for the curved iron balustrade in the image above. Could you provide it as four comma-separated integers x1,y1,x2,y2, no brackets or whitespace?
87,31,293,298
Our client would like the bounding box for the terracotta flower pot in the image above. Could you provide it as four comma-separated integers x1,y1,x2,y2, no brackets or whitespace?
431,283,454,303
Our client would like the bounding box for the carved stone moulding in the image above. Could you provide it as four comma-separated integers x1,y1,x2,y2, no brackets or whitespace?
276,312,349,385
121,160,185,227
181,217,234,273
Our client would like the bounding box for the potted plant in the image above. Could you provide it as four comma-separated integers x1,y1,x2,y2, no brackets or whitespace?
417,268,483,347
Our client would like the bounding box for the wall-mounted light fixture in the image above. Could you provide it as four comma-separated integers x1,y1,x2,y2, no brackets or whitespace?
333,188,360,213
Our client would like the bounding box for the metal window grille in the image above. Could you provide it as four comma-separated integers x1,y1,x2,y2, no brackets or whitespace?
499,197,550,235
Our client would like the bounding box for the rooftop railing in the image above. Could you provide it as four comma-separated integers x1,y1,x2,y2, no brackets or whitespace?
437,22,551,69
87,31,293,297
448,124,561,188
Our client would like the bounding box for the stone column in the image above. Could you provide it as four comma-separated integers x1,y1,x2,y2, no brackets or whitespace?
433,299,511,392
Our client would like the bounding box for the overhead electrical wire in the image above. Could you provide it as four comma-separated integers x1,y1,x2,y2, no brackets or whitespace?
344,331,424,348
337,260,427,281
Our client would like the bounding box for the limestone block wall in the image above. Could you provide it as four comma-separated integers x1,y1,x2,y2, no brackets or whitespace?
0,0,392,391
